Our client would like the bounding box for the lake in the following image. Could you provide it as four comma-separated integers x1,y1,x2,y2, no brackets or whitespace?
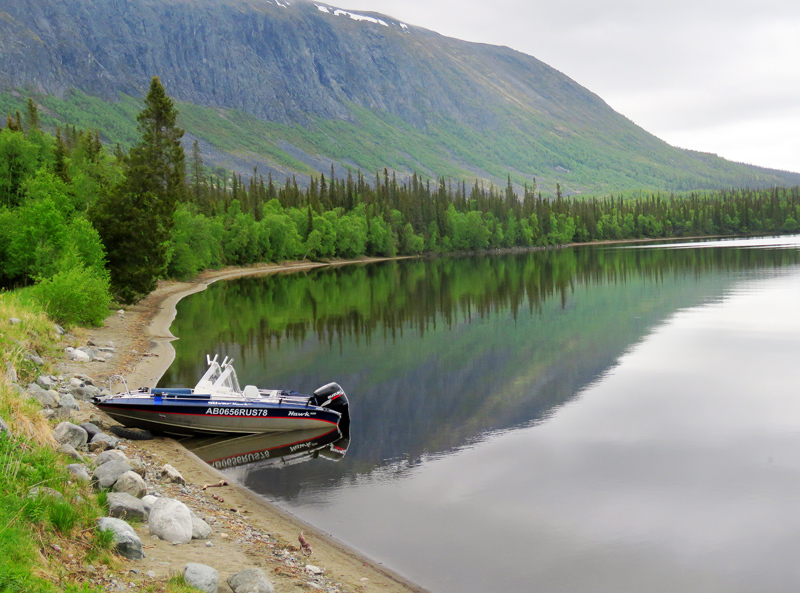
162,235,800,593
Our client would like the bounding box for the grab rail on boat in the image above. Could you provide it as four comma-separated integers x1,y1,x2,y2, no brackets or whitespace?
108,374,131,396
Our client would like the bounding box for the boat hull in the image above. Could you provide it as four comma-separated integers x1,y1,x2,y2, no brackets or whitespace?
96,397,342,437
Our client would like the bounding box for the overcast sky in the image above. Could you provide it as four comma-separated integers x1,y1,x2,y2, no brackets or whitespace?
337,0,800,174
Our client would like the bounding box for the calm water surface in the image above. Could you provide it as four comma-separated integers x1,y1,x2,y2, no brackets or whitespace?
163,236,800,593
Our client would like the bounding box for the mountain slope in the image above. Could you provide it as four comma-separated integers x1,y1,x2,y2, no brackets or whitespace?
1,0,798,194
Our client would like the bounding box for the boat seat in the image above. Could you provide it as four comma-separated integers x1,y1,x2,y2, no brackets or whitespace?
243,385,260,399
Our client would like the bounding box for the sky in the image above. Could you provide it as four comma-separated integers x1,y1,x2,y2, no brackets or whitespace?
335,0,800,174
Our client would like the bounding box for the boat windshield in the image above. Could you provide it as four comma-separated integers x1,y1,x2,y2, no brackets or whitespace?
194,355,242,396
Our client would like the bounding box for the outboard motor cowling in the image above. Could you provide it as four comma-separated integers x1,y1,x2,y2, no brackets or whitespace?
311,382,349,422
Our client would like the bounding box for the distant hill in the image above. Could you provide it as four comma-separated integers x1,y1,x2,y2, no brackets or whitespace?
1,0,798,194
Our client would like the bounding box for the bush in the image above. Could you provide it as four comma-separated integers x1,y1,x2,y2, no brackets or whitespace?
31,262,111,327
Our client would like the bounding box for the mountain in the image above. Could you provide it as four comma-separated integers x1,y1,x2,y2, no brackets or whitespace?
1,0,798,194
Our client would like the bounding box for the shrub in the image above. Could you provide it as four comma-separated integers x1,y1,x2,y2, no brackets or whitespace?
31,261,111,327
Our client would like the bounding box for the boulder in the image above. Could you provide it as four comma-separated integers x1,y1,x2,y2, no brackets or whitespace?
227,568,274,593
59,444,83,461
58,394,80,412
36,375,56,389
160,464,185,484
28,486,66,502
148,498,193,544
66,464,91,482
141,495,159,514
112,471,147,498
9,317,21,325
80,422,104,440
191,515,212,540
88,432,120,452
24,352,44,366
107,492,148,521
5,363,17,383
65,347,91,362
95,449,128,465
93,460,133,489
28,385,59,408
53,422,88,449
184,563,219,593
127,457,147,478
97,517,144,560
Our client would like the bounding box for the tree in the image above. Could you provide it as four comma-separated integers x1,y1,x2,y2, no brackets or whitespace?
190,139,205,205
91,77,186,303
24,98,40,132
125,76,186,213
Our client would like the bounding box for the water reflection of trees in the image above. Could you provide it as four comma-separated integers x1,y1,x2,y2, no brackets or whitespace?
173,245,800,350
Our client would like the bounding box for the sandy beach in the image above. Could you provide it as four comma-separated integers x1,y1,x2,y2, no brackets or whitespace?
60,259,426,593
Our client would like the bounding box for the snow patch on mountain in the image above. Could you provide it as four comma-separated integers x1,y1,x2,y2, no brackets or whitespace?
315,4,394,28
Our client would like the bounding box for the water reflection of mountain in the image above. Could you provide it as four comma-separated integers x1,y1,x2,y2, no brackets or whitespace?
163,245,800,500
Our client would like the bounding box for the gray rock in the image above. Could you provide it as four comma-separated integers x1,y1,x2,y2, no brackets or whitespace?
24,352,44,366
65,347,91,363
36,375,56,389
184,563,219,593
54,324,66,335
95,450,128,465
28,385,59,408
160,464,185,484
58,393,80,412
112,471,147,498
90,432,120,450
83,384,102,398
9,317,21,325
28,486,66,502
80,422,104,440
141,495,158,514
107,492,148,521
148,498,193,544
53,422,88,449
67,464,91,482
5,362,17,383
0,416,8,435
127,458,147,478
59,443,84,461
93,460,133,489
97,517,144,560
227,568,274,593
191,515,212,540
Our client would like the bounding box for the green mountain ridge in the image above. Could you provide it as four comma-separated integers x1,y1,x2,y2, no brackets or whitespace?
1,0,798,194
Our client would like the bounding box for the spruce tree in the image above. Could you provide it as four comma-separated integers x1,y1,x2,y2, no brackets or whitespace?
90,76,186,303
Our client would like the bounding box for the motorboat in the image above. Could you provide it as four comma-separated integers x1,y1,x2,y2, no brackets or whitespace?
93,355,349,437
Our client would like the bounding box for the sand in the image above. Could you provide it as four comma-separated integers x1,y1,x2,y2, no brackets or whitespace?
59,260,425,593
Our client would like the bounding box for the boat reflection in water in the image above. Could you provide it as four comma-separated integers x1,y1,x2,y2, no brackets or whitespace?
182,424,350,477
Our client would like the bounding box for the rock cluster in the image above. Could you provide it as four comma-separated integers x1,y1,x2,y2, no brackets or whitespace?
9,344,348,593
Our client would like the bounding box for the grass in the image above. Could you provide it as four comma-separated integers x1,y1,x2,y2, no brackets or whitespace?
0,294,116,593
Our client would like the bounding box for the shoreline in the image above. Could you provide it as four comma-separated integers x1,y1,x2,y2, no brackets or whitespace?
62,257,426,593
63,235,753,590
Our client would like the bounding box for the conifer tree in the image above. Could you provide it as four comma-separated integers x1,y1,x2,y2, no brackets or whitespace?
90,76,186,303
126,76,186,210
24,99,40,132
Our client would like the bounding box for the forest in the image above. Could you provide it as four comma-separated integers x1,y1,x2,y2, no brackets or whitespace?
2,78,800,326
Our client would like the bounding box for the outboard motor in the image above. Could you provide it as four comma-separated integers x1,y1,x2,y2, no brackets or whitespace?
311,382,350,428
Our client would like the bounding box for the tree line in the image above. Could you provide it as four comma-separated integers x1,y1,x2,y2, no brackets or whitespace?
2,79,800,324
